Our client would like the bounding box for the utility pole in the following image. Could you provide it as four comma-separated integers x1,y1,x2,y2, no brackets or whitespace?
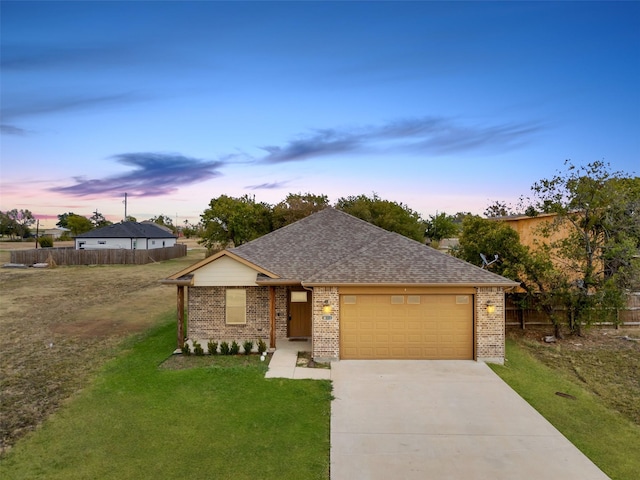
123,193,128,222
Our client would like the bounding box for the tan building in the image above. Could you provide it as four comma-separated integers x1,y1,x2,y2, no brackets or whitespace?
498,213,568,251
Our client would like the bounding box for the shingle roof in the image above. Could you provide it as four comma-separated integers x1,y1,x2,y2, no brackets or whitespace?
228,208,517,287
76,221,177,239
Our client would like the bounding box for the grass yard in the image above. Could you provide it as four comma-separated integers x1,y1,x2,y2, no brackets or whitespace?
491,336,640,480
0,316,332,480
0,242,203,451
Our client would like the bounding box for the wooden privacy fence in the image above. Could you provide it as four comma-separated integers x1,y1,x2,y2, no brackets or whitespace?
506,292,640,328
10,244,187,265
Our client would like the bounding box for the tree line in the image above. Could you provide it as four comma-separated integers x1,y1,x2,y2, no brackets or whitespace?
198,192,444,251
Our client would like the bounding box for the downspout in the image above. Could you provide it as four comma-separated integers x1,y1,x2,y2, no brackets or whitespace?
269,287,276,349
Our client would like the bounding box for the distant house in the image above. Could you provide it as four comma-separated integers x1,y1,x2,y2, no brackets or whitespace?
43,227,70,239
75,222,177,250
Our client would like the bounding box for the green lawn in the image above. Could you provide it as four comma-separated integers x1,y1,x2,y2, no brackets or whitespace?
0,316,332,480
491,339,640,480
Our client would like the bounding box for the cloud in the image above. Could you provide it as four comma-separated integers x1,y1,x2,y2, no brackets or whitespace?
1,93,142,120
0,124,30,136
245,180,290,190
1,44,132,71
260,117,543,163
50,153,227,197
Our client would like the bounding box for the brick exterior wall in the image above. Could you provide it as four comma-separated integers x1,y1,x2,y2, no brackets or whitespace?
312,286,340,361
475,287,505,364
187,286,288,349
187,284,505,363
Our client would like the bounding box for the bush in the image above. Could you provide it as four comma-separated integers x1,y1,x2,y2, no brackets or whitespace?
257,339,267,354
207,340,218,355
193,341,204,356
38,236,54,248
230,341,240,355
181,343,191,356
219,341,230,355
243,340,253,355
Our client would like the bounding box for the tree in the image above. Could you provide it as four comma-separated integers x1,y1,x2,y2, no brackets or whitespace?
456,215,530,281
125,215,137,222
0,211,15,238
148,214,176,233
182,219,200,239
484,201,516,218
425,212,459,242
272,193,329,229
529,160,639,334
90,210,112,228
455,214,569,336
6,209,35,239
335,193,425,242
56,212,78,229
66,214,94,236
200,195,272,251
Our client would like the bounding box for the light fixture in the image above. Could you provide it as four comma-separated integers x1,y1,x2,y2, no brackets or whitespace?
322,300,333,315
486,301,496,314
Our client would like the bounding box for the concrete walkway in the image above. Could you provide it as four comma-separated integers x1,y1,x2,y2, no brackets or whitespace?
264,339,331,380
331,360,609,480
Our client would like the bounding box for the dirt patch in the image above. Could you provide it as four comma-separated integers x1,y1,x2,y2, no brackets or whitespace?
0,240,206,453
296,351,331,369
507,326,640,426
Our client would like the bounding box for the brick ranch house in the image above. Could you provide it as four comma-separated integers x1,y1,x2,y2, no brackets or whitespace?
163,208,518,363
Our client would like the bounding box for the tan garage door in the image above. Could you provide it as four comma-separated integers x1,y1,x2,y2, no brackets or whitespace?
340,294,473,360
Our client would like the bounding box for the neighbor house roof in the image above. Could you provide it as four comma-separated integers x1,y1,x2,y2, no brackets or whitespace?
76,221,177,239
168,208,518,288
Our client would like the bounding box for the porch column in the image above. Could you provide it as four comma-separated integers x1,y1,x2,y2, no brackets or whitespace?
177,285,185,348
269,286,276,349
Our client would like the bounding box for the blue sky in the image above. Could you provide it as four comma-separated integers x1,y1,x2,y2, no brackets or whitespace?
1,1,638,228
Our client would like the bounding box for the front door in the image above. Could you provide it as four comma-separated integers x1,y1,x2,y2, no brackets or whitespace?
289,289,312,337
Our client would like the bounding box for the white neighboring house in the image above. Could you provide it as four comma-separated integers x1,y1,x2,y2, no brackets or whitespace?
75,222,178,250
43,227,70,239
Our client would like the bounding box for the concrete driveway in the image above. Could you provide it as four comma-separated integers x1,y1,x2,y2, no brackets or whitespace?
331,361,609,480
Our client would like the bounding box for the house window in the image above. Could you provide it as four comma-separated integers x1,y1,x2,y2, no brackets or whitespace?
407,295,421,304
98,241,106,245
226,289,246,325
391,295,405,305
152,240,156,245
291,291,307,302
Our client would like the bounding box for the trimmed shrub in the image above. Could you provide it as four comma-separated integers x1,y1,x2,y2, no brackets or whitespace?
181,343,191,356
207,340,218,355
230,341,240,355
193,341,204,356
257,339,267,354
38,237,54,248
243,340,253,355
219,341,230,355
